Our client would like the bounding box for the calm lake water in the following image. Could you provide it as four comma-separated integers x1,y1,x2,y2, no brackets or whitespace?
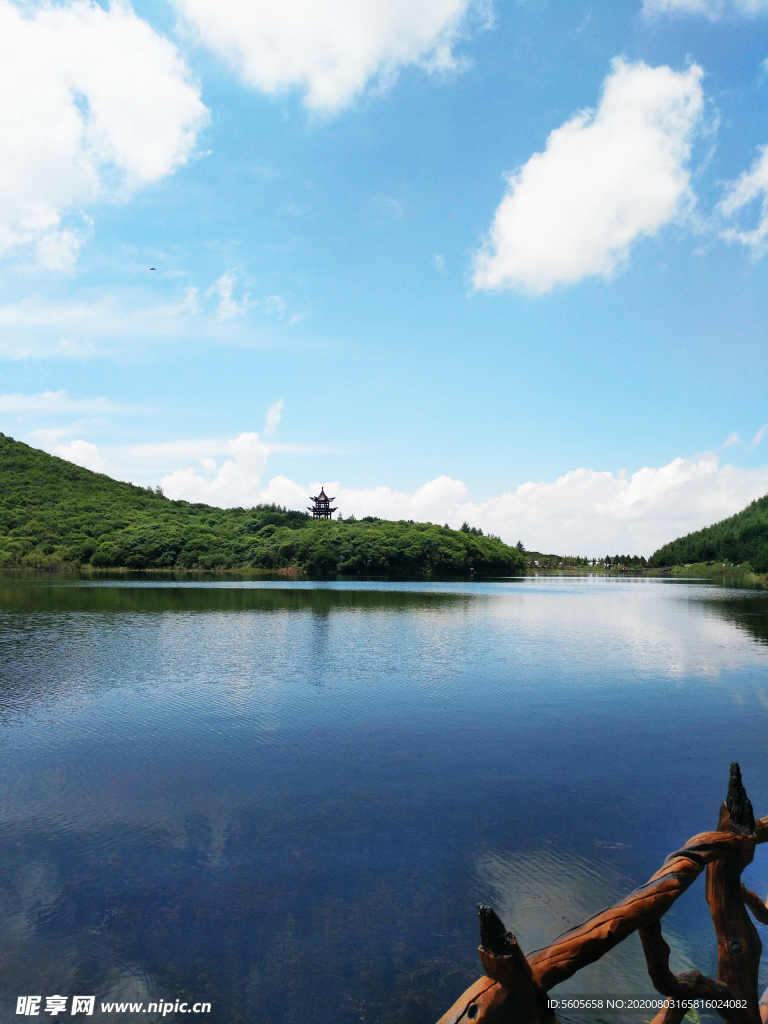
0,574,767,1023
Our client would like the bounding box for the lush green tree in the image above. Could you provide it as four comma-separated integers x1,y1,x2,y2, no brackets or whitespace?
0,434,526,575
650,493,768,572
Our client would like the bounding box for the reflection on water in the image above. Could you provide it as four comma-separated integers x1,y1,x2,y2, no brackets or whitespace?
0,576,766,1022
0,577,475,614
698,591,768,648
478,846,697,995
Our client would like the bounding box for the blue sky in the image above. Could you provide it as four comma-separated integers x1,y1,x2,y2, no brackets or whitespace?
1,0,768,554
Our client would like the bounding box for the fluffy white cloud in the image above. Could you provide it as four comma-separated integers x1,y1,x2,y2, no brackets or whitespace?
473,59,703,294
160,432,270,505
53,438,105,472
0,0,208,264
460,455,768,555
719,145,768,254
643,0,768,16
36,228,86,271
258,474,470,522
171,0,481,111
206,271,254,319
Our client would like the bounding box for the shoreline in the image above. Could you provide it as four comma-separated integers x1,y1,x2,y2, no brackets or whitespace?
0,564,765,587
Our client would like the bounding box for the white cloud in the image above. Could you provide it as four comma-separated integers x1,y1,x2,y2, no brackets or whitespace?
110,437,233,473
643,0,768,17
206,271,253,319
751,424,768,448
0,0,208,265
171,0,482,112
0,281,310,360
55,434,327,484
461,456,768,555
0,285,236,359
52,438,105,472
255,474,310,508
257,475,469,521
473,59,703,294
719,145,768,254
0,389,133,415
160,432,270,506
36,229,85,271
264,296,309,326
263,399,284,435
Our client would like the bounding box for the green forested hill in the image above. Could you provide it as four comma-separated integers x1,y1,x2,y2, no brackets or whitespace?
0,434,525,575
650,493,768,571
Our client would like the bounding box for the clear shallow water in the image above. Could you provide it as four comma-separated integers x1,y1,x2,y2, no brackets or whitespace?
0,575,767,1022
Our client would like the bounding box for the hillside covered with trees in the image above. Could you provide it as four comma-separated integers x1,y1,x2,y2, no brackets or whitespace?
650,493,768,572
0,434,525,575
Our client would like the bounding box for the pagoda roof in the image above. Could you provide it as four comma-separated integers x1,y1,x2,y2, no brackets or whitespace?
310,487,336,502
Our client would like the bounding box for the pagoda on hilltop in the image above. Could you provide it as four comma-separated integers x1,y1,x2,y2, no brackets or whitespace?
308,487,337,519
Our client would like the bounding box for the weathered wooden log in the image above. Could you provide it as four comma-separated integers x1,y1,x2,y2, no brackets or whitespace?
639,919,729,999
742,886,768,926
436,976,506,1024
436,764,768,1024
478,906,554,1021
437,907,557,1024
726,763,756,836
528,828,745,990
705,766,761,1023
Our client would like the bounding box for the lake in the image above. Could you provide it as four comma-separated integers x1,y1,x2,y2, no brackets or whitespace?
0,574,767,1023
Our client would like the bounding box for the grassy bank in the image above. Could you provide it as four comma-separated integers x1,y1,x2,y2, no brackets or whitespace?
646,561,766,584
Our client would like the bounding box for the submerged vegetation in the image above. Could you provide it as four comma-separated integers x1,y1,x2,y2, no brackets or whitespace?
0,435,525,575
650,494,768,573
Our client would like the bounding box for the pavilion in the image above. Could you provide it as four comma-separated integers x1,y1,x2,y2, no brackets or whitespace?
308,488,337,519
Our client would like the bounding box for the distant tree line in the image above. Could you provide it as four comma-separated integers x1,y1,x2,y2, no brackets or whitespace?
649,493,768,572
522,551,648,569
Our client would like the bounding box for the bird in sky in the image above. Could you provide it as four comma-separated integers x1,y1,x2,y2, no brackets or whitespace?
150,267,156,271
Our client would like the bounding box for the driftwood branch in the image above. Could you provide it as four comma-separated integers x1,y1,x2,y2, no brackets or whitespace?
436,763,768,1024
436,907,557,1024
638,919,729,999
528,829,746,990
742,886,768,926
705,772,761,1024
477,906,553,1023
727,762,756,836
